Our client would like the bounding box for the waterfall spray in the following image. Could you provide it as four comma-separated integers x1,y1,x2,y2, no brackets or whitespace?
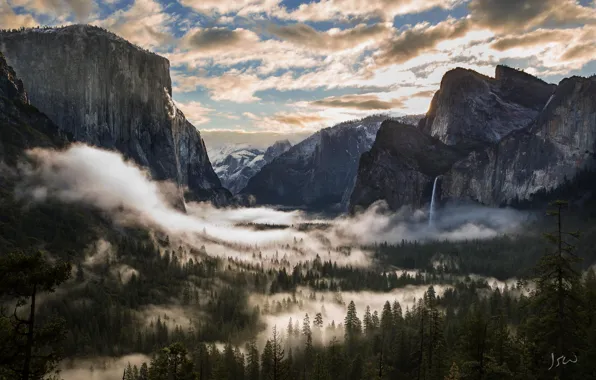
429,176,439,226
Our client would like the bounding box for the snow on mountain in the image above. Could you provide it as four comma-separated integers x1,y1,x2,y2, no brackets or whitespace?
210,141,292,194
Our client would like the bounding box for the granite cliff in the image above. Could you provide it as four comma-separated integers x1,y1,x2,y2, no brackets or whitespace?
0,51,67,165
0,25,230,205
419,65,556,146
350,67,596,212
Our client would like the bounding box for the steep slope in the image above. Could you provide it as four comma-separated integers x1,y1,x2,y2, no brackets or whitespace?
349,67,596,212
442,75,596,205
212,140,292,194
0,51,103,253
350,121,468,211
240,115,387,211
418,65,556,146
0,25,230,205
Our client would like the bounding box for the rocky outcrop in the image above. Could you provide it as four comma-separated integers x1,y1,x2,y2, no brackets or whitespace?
442,75,596,205
418,66,556,146
350,121,468,211
241,115,387,211
350,67,596,212
212,140,292,194
0,25,230,205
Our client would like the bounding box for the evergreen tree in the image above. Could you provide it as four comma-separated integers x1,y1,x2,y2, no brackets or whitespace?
0,251,71,380
522,201,584,380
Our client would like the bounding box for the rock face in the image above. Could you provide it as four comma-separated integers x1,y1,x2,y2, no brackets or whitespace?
211,140,292,194
241,115,388,211
350,67,596,211
0,51,67,166
443,75,596,205
350,121,468,211
0,25,230,205
419,66,556,146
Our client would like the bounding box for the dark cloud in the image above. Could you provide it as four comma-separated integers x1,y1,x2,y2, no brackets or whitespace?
469,0,596,32
311,94,405,110
186,27,256,51
374,18,470,66
268,22,389,51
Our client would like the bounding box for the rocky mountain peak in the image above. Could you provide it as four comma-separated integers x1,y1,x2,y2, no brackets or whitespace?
418,65,555,147
264,139,292,162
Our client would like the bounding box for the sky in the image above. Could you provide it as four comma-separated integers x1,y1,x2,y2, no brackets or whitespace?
1,0,596,136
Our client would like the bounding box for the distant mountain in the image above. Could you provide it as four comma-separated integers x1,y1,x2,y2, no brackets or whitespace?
211,140,292,194
240,114,422,211
350,66,596,212
0,25,231,205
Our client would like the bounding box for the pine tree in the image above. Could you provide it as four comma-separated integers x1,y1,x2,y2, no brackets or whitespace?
0,251,71,380
245,340,260,380
523,201,584,380
363,306,373,337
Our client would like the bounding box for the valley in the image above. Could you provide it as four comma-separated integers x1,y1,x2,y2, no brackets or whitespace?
1,18,596,380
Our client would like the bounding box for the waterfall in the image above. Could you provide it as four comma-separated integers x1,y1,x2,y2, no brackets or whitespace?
429,176,439,226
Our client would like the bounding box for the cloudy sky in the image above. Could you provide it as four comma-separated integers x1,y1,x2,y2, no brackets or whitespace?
2,0,596,135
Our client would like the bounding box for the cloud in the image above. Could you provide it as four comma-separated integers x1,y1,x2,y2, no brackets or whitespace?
310,93,405,110
268,22,391,51
374,18,471,66
17,144,532,271
270,112,326,128
178,0,282,16
174,100,214,126
278,0,462,22
92,0,174,49
468,0,596,32
184,27,260,52
0,0,38,28
9,0,94,21
201,130,310,150
490,28,570,51
560,41,596,61
411,90,436,98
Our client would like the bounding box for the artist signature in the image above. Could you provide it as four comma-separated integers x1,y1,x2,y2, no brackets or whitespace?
548,353,578,370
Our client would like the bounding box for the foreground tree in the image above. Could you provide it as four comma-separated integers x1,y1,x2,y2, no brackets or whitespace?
521,201,584,380
0,251,71,380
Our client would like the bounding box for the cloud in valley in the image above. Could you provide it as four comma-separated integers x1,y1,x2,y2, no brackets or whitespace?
18,144,532,271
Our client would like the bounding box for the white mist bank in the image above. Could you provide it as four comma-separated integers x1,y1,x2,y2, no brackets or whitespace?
18,144,530,270
59,354,150,380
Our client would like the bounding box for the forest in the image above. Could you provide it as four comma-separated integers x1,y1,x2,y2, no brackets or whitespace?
1,194,596,380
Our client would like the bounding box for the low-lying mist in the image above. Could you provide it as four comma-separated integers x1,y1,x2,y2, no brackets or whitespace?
18,144,530,270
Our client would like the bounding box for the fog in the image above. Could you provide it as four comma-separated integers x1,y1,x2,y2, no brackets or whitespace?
59,354,150,380
18,144,530,272
249,284,451,347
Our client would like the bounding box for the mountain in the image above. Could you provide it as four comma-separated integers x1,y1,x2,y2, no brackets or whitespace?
211,140,292,194
419,65,556,146
350,66,596,212
0,50,109,253
0,51,67,166
349,121,468,212
0,25,231,205
240,114,421,211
